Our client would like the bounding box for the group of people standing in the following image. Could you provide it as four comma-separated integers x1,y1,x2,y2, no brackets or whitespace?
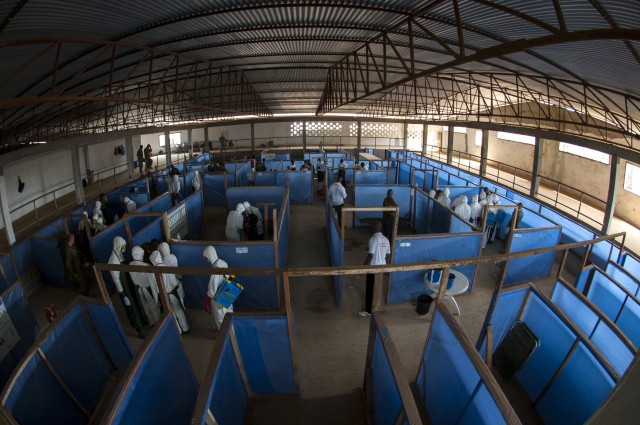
136,144,155,175
225,201,264,241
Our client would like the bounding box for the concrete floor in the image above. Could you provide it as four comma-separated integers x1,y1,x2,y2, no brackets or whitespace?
25,174,576,424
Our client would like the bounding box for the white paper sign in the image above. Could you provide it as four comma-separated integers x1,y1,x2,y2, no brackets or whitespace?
0,298,20,361
236,247,249,254
400,243,411,247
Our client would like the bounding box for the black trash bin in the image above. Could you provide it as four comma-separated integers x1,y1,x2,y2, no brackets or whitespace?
416,294,433,315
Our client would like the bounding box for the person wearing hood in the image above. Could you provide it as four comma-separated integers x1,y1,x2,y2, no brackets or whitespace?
469,194,483,225
92,214,107,234
170,174,182,206
243,201,263,240
456,195,472,221
78,211,90,233
436,188,451,208
150,250,190,334
109,236,145,338
484,195,502,246
129,246,161,326
158,242,185,305
428,189,436,198
225,203,246,241
93,200,105,223
123,196,137,213
203,246,232,330
451,195,463,211
192,170,202,191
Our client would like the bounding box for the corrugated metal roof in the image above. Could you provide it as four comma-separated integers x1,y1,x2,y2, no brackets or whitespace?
0,0,639,148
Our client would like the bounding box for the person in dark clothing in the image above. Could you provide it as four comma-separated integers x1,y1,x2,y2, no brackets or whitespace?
136,145,144,174
382,189,398,239
64,234,88,296
144,144,153,172
169,165,181,176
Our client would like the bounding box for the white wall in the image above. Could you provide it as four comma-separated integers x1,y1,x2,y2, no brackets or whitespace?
86,138,128,173
615,159,639,225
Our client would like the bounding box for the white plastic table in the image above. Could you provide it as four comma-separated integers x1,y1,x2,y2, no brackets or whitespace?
423,269,470,315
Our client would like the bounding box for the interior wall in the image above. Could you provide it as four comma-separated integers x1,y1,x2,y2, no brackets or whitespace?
615,159,639,225
86,138,128,174
539,139,609,202
486,132,535,172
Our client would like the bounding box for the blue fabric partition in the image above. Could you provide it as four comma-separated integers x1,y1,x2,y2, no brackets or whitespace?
354,185,412,226
183,171,196,197
4,302,133,425
418,310,509,425
620,252,640,277
185,191,204,239
414,190,429,234
127,192,150,209
154,174,170,195
31,239,72,289
255,171,277,186
503,227,561,285
428,202,450,234
0,284,39,390
203,173,228,206
9,239,34,279
371,333,402,425
202,330,249,425
277,201,290,267
412,169,438,191
287,171,313,204
326,208,343,308
265,160,284,171
32,219,66,238
398,162,412,184
449,214,476,233
127,214,155,236
226,186,285,216
132,217,164,248
84,303,134,370
90,220,128,293
551,283,635,375
590,238,620,270
144,192,173,213
233,316,297,394
605,262,639,297
540,206,594,253
585,269,640,347
171,242,279,310
0,255,17,293
108,317,198,424
355,170,387,185
390,233,482,303
497,206,556,240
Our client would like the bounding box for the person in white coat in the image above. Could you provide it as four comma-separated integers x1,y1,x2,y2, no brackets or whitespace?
123,196,137,213
109,236,145,338
428,189,436,198
129,246,161,325
203,245,232,330
93,200,105,223
456,195,472,221
451,195,464,211
469,194,483,225
158,242,185,305
170,174,182,206
150,250,189,334
436,188,451,208
225,203,246,241
243,201,264,239
192,170,202,191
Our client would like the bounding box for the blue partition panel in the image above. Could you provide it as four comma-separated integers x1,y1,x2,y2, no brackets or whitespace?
287,172,313,204
109,318,199,424
233,316,296,394
154,175,170,195
265,160,283,171
586,270,627,322
0,255,17,294
620,253,640,278
390,234,482,303
540,206,593,252
172,243,279,310
428,202,450,234
10,239,33,279
605,262,639,297
0,284,39,389
449,215,475,233
355,171,387,185
535,342,615,425
277,202,290,268
183,171,196,197
398,162,411,184
32,219,66,239
85,303,134,370
255,171,277,186
206,336,248,425
235,162,251,187
414,191,429,234
504,227,561,285
90,220,128,293
616,298,640,347
517,294,576,400
127,192,150,209
372,333,402,425
551,283,634,375
354,185,412,226
226,186,285,214
418,311,507,425
590,239,620,270
146,193,173,213
477,287,529,359
31,239,71,288
326,210,343,308
39,305,114,412
132,217,163,248
4,353,87,425
185,191,204,239
203,173,228,206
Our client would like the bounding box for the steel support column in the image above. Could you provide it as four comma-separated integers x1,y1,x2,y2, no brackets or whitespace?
188,129,193,158
403,122,408,151
357,120,362,162
0,175,16,245
447,126,454,164
602,155,619,234
422,124,428,157
164,129,171,166
125,135,134,180
250,123,255,155
530,136,542,197
302,121,307,154
480,130,489,176
71,145,85,205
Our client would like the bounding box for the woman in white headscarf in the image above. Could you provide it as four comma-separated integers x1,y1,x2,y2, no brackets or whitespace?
109,236,145,338
203,245,232,330
469,194,483,225
456,195,471,221
150,250,189,334
129,246,161,325
123,196,137,213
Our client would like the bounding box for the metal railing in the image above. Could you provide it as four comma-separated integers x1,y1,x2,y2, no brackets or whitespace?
484,159,532,194
536,175,607,229
448,149,482,175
